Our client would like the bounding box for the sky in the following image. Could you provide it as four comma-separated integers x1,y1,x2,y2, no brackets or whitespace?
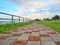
0,0,60,19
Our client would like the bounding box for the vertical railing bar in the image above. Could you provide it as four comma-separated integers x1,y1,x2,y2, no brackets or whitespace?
12,15,14,27
23,17,24,22
19,17,20,23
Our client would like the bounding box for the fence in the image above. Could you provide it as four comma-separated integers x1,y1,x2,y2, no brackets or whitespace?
0,12,31,25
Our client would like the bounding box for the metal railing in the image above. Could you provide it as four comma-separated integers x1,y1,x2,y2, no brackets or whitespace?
0,12,31,25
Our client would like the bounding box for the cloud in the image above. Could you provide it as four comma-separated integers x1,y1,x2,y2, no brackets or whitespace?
11,7,24,16
23,11,45,19
50,0,60,5
30,9,38,13
23,14,43,19
8,0,31,5
46,0,60,6
7,0,60,8
8,0,46,8
31,2,45,7
7,0,60,19
46,12,50,16
12,11,22,15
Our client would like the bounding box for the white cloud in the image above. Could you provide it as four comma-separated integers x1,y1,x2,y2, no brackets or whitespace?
30,9,37,13
31,2,45,7
9,0,31,4
50,0,60,5
23,12,44,19
44,0,60,6
11,8,24,16
12,11,22,15
9,0,46,8
8,0,60,8
46,12,50,16
8,0,60,19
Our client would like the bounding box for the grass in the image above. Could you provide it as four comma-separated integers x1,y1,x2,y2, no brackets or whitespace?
0,22,32,33
41,21,60,33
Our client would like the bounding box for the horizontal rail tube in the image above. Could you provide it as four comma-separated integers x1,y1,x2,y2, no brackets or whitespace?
0,12,21,17
0,18,19,20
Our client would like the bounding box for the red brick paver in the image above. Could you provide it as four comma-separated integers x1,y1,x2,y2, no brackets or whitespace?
11,40,27,45
0,36,9,40
29,36,40,41
12,33,22,36
40,34,49,37
56,42,60,45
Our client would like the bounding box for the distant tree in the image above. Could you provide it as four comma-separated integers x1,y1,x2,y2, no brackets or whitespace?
52,15,59,20
46,18,50,20
35,19,40,21
44,18,51,21
52,17,54,20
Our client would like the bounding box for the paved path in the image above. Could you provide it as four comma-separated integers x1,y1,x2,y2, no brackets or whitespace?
0,22,60,45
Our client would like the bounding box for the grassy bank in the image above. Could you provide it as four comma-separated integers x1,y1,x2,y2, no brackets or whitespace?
0,22,31,33
41,21,60,33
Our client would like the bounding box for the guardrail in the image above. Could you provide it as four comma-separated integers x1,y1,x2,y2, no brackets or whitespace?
0,12,31,24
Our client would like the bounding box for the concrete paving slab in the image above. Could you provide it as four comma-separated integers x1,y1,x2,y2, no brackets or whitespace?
50,34,60,42
41,37,53,42
39,28,44,30
27,41,40,45
46,30,54,32
0,39,15,45
31,32,39,36
7,36,18,40
0,40,4,43
17,34,30,40
19,31,26,33
0,34,12,36
41,42,57,45
25,30,32,32
40,31,48,34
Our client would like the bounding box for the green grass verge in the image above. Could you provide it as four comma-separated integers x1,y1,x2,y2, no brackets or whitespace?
41,21,60,33
0,22,32,33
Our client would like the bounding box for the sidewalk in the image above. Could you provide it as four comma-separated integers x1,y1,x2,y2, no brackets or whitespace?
0,22,60,45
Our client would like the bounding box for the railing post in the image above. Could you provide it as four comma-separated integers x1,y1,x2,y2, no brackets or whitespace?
25,18,26,22
24,18,26,22
19,17,20,23
12,15,14,27
23,17,24,22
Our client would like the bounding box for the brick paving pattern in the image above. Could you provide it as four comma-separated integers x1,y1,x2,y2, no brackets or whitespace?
0,22,60,45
